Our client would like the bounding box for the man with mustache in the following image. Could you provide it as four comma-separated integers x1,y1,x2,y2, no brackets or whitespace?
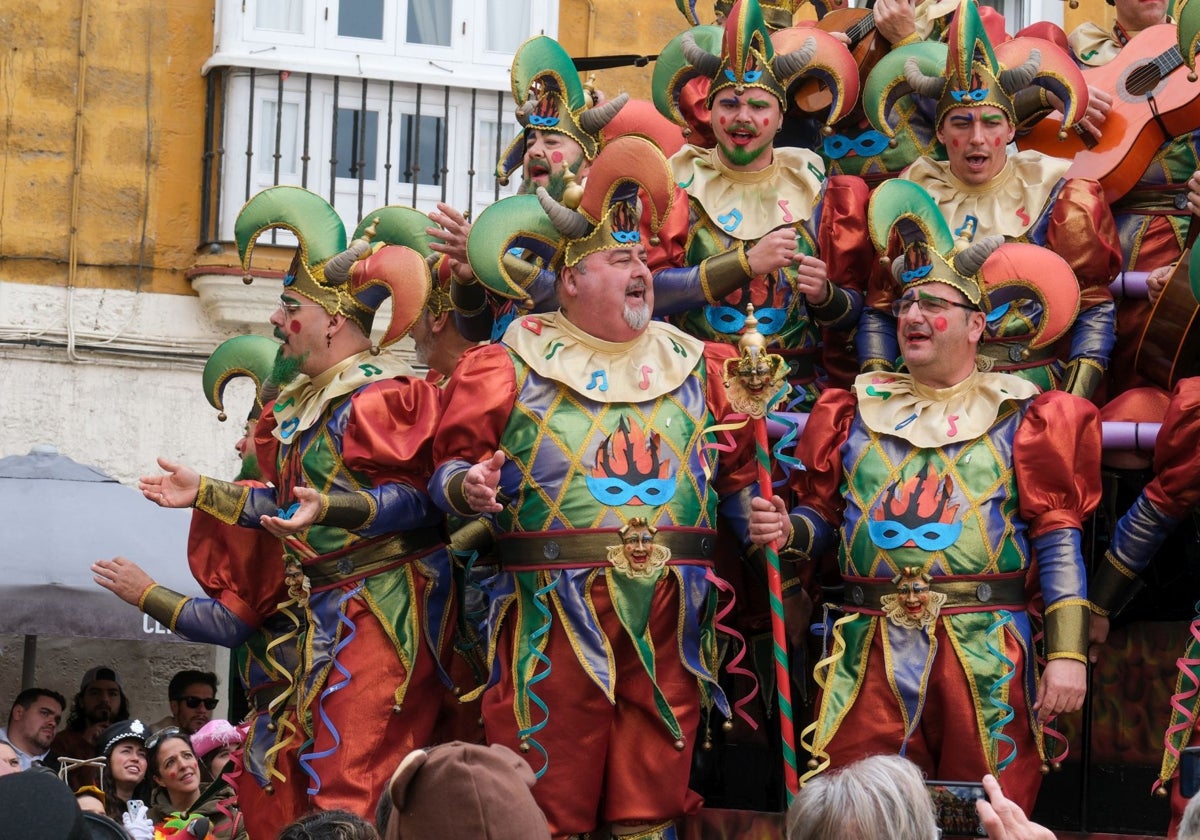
860,0,1121,401
431,136,758,840
750,181,1101,812
51,666,130,789
137,187,456,825
653,0,873,409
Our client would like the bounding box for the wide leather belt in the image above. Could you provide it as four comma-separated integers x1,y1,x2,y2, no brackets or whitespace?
302,529,443,590
978,340,1057,368
842,573,1026,613
1112,185,1190,215
497,529,717,569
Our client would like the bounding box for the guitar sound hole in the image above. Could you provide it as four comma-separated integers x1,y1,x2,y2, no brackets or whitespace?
1125,63,1164,97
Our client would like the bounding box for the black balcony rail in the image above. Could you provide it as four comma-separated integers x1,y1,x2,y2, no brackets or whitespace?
199,65,511,249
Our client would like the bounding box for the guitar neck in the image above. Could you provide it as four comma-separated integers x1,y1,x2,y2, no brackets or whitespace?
844,11,876,47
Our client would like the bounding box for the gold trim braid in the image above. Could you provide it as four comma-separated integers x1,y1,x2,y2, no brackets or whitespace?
194,476,250,525
317,491,377,530
139,584,189,632
1044,598,1091,661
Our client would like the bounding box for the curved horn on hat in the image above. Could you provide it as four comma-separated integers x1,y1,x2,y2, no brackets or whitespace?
953,235,1006,278
322,233,375,285
578,92,630,135
536,187,592,239
771,35,816,80
902,56,944,101
680,29,724,78
348,245,431,349
998,49,1040,93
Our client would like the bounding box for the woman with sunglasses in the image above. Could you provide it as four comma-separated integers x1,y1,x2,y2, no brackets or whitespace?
97,719,151,822
146,728,247,840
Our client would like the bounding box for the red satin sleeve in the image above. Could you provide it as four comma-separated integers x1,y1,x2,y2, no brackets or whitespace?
187,482,286,627
341,377,442,488
702,343,757,497
645,184,694,274
1146,378,1200,518
789,387,857,525
432,343,520,466
818,175,873,295
1047,178,1121,310
252,409,283,487
1014,390,1103,537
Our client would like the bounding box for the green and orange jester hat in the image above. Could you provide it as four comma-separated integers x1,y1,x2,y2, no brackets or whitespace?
350,205,454,318
673,0,859,127
870,179,1080,347
496,35,629,186
873,0,1087,138
202,335,279,422
235,186,430,350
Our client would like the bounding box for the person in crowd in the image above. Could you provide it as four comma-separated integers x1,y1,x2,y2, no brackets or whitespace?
0,688,66,771
139,186,456,822
860,0,1120,402
384,741,550,840
277,810,379,840
433,134,757,840
0,770,89,840
146,728,241,840
0,739,20,777
96,719,149,822
1180,790,1200,840
54,667,129,790
152,672,219,737
785,753,937,840
750,178,1101,813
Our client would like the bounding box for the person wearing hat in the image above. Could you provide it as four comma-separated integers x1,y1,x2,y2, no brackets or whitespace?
94,334,305,840
52,667,129,790
0,770,89,840
1088,378,1200,836
95,718,149,822
431,134,758,840
749,178,1101,813
139,187,457,824
859,0,1121,403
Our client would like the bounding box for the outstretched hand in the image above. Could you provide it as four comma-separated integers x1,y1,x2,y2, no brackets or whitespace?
427,202,475,281
92,556,155,606
259,485,323,537
464,451,506,514
138,457,200,508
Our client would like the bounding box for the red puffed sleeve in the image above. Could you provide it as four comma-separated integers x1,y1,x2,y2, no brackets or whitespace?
252,410,283,487
817,175,873,295
1014,390,1102,536
702,342,757,496
1145,378,1200,518
1047,178,1121,310
790,387,858,526
432,343,520,467
187,483,286,628
340,376,442,488
646,184,694,274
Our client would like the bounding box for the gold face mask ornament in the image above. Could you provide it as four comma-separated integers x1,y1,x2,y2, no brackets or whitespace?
607,517,672,578
722,303,788,417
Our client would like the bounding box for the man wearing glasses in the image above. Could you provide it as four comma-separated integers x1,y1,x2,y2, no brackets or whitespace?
749,214,1101,814
152,671,218,736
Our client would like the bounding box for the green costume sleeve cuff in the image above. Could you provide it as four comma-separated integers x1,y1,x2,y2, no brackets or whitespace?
316,491,377,530
139,584,189,632
195,476,250,525
808,283,853,325
700,246,755,303
1063,357,1105,400
450,276,488,316
1044,598,1091,660
449,518,495,557
1089,550,1144,618
779,513,816,563
445,470,478,519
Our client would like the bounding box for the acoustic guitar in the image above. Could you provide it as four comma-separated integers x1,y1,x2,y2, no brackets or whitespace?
1016,23,1200,203
791,8,888,114
1135,225,1200,389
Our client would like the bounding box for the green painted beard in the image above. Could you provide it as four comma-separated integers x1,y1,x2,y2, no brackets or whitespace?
718,140,771,168
271,347,307,386
519,156,584,200
235,453,262,482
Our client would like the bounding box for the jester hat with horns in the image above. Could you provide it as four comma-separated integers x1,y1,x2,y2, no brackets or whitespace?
202,335,280,422
870,179,1080,350
351,205,454,318
235,186,430,351
672,0,859,126
867,0,1087,140
496,35,628,186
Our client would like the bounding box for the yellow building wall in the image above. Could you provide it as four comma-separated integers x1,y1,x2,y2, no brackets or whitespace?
558,0,694,102
0,0,211,295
